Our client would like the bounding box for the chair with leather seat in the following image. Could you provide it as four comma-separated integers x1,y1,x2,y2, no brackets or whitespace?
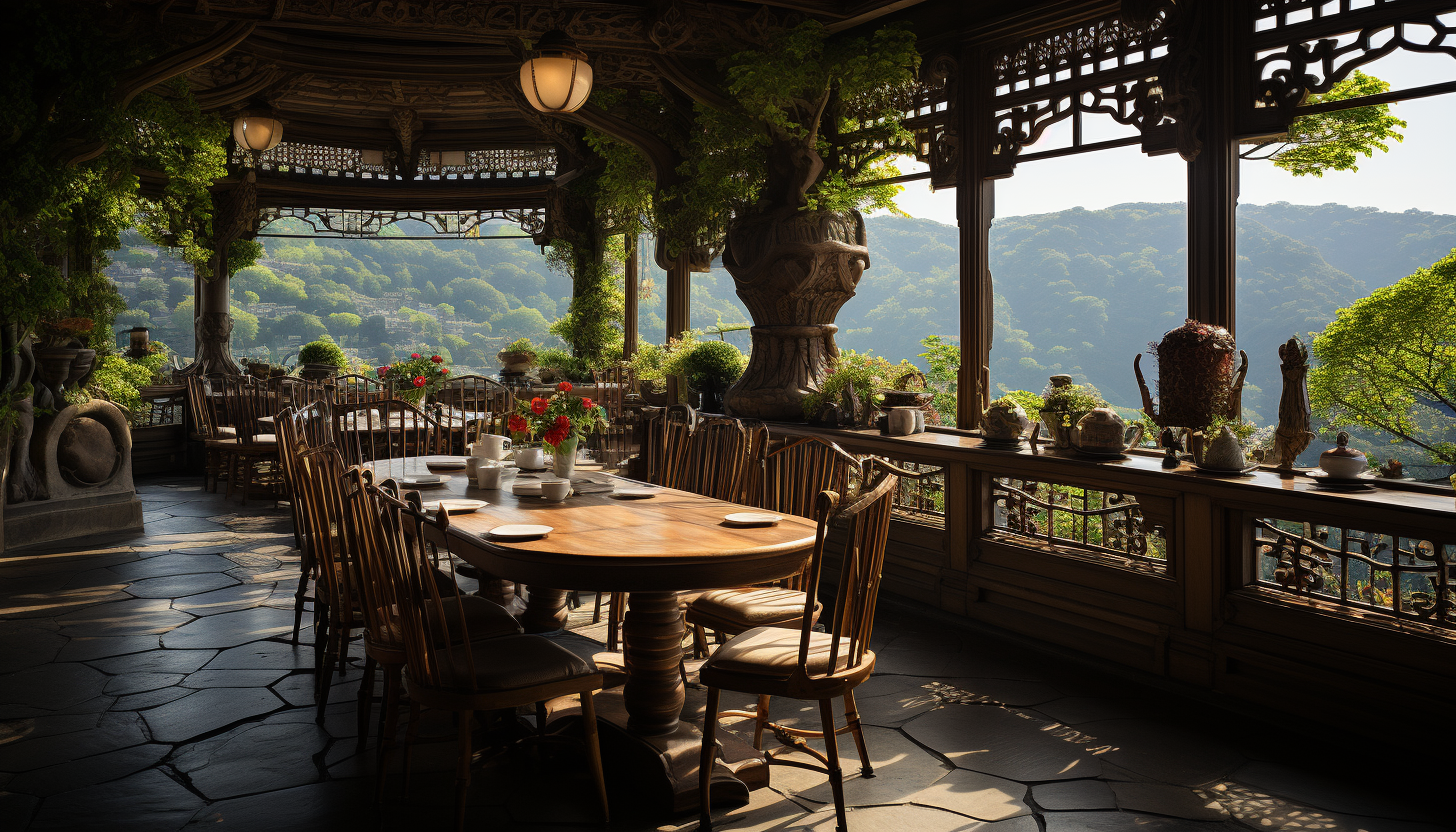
698,462,900,832
343,466,522,798
363,479,609,830
211,375,283,505
686,436,863,662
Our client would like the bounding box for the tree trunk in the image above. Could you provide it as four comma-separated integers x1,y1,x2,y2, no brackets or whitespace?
721,209,868,421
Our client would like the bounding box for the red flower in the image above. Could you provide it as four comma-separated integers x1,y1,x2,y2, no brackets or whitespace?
507,414,529,434
411,353,421,359
530,397,548,415
413,376,426,388
377,366,389,377
581,397,594,411
554,414,571,428
441,367,449,374
556,381,573,392
543,425,569,446
431,355,443,363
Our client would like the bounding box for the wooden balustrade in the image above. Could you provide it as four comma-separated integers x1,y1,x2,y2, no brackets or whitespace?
770,423,1456,752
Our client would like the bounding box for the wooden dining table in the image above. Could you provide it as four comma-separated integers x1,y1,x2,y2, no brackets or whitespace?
366,455,819,811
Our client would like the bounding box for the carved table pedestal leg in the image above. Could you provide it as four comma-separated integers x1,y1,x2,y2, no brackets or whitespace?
623,590,685,735
520,587,569,633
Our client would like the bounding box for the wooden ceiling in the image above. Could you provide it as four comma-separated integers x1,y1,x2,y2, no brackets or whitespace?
124,0,963,155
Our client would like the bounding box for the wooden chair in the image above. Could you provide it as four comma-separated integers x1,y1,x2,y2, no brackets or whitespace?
210,375,283,505
332,372,391,406
183,374,233,492
332,398,449,467
342,467,522,797
274,403,336,645
591,362,637,470
686,435,864,654
698,462,901,832
363,479,609,830
434,374,513,454
270,375,330,413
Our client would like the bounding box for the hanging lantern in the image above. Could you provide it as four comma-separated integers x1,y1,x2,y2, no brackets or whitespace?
519,29,593,113
232,113,284,154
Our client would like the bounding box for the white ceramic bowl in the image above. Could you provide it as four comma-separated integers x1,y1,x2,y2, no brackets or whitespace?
1319,454,1367,479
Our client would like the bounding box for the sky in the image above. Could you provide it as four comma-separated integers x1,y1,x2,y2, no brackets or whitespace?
885,50,1456,225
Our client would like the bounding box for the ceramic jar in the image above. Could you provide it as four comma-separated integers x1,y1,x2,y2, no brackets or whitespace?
1202,425,1248,470
1071,408,1135,455
1319,431,1367,478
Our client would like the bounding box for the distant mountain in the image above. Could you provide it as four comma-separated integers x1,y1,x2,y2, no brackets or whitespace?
106,202,1456,432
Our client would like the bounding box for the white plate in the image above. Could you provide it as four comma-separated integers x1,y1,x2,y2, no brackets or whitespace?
402,476,449,488
612,487,659,499
489,524,552,541
723,512,783,527
421,499,487,515
427,457,469,469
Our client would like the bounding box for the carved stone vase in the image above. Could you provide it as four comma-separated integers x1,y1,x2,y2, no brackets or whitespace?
32,347,81,410
721,208,868,421
66,349,97,391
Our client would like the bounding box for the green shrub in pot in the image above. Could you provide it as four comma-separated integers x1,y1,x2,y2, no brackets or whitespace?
677,341,747,411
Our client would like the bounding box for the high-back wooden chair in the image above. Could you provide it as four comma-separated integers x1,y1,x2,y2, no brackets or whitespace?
183,373,233,492
591,362,637,470
332,373,391,406
212,375,283,504
685,435,864,657
332,398,450,468
435,374,513,454
642,403,697,487
698,462,901,832
673,415,755,502
274,402,337,644
363,480,609,829
270,375,330,412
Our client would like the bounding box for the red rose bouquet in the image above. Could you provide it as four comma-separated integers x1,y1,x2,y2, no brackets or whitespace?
377,351,451,404
510,380,608,452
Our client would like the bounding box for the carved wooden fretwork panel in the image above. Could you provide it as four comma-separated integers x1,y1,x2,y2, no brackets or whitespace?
234,141,557,180
990,477,1170,574
257,206,546,238
985,10,1176,174
1254,517,1454,631
905,53,958,189
1251,4,1456,113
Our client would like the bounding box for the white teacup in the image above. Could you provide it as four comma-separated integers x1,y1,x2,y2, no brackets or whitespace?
471,435,512,461
475,463,503,490
540,480,571,501
516,446,545,469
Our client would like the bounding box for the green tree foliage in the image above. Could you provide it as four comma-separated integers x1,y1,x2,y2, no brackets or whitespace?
327,312,361,344
1308,251,1456,466
1240,71,1406,176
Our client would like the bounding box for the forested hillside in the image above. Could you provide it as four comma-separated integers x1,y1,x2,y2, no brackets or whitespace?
107,202,1456,429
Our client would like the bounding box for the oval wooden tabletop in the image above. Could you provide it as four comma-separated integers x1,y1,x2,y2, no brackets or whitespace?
365,456,819,591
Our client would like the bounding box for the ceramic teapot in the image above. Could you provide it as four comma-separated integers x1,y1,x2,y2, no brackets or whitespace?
1069,408,1144,456
1319,431,1367,478
982,399,1031,444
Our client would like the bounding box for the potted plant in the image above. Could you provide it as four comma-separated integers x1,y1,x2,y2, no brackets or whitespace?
1038,376,1108,449
676,341,747,413
507,381,608,478
629,342,670,405
377,352,451,406
497,338,538,374
297,338,347,381
801,351,920,428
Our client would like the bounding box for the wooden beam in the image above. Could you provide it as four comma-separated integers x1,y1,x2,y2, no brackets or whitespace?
624,234,640,358
957,42,994,431
193,69,287,111
1184,0,1241,334
555,103,677,183
115,21,256,109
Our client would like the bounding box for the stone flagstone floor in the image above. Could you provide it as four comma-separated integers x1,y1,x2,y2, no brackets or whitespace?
0,476,1448,832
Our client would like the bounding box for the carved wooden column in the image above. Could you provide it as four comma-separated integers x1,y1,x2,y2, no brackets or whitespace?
665,251,690,340
624,234,639,358
956,45,995,431
721,209,868,421
1184,0,1241,335
180,174,257,376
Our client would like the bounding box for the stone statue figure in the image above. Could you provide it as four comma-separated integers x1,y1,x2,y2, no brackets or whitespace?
1269,336,1315,475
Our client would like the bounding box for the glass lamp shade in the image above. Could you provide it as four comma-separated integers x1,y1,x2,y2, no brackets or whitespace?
519,31,592,113
232,115,283,152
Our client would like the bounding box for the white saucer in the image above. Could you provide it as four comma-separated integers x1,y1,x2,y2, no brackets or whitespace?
489,524,552,541
612,488,659,499
723,512,782,527
402,475,449,488
427,457,469,470
422,499,487,515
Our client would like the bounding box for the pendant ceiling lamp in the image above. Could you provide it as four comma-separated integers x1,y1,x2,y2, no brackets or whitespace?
232,111,284,166
519,29,593,113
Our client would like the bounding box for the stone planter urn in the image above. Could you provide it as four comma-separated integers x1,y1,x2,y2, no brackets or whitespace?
66,349,97,390
299,363,339,382
498,350,537,375
722,209,869,421
32,347,81,409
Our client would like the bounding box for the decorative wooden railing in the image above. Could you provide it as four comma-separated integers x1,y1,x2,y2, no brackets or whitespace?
768,422,1456,752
